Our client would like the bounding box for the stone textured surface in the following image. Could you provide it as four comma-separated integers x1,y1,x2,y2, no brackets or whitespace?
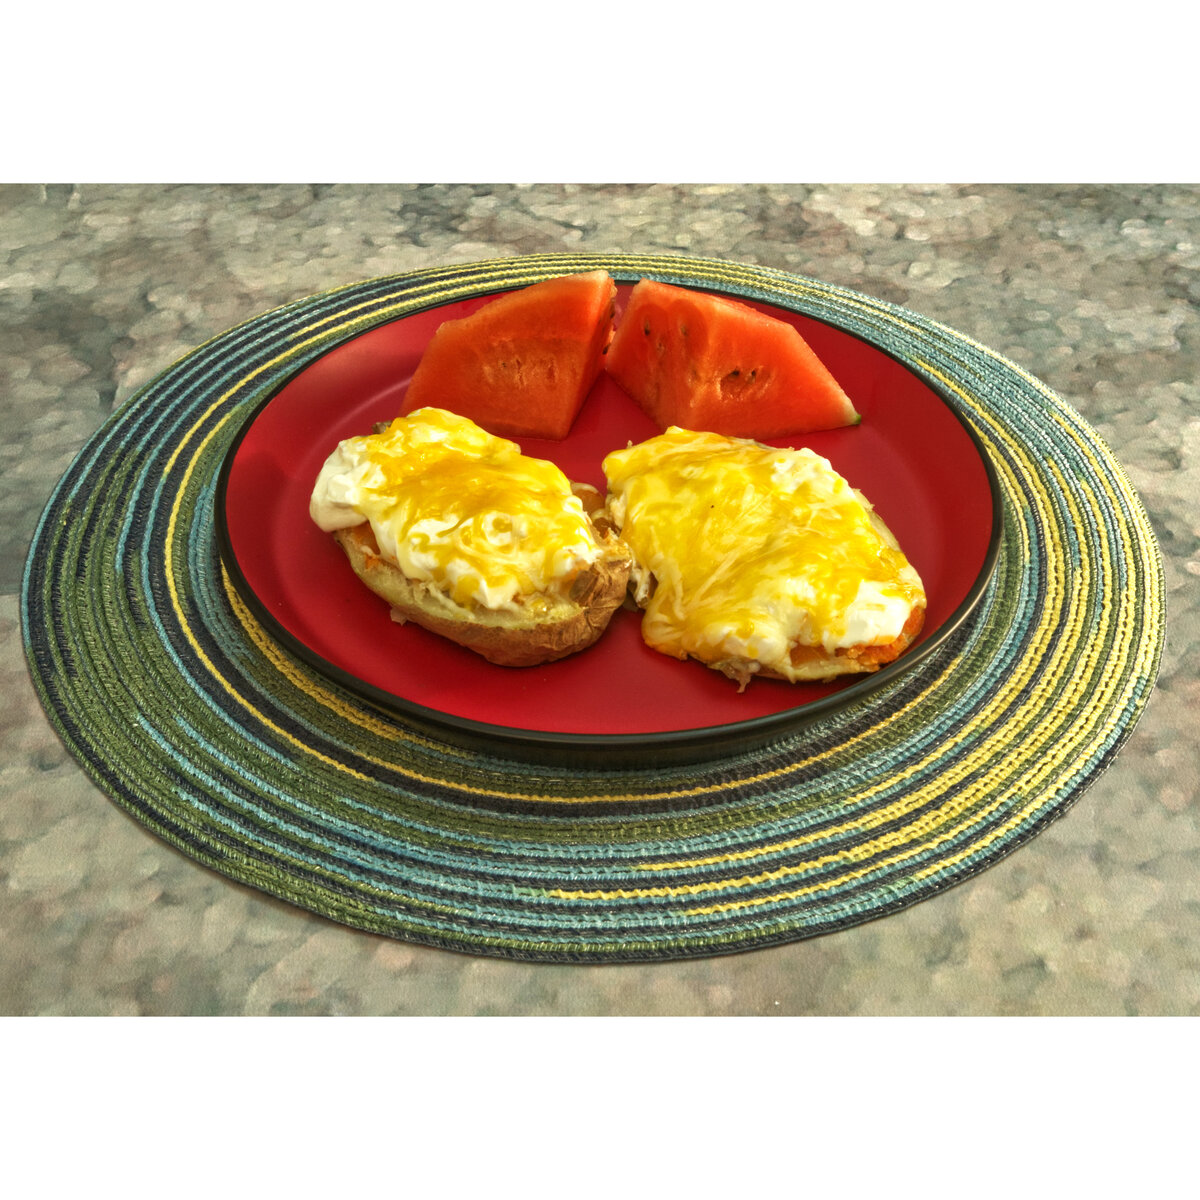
2,182,1196,1015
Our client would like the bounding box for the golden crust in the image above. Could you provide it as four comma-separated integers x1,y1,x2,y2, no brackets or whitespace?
332,515,632,668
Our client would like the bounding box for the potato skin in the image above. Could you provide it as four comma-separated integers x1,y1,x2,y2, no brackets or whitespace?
332,519,631,668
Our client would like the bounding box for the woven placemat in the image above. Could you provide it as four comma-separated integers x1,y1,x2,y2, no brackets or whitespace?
21,254,1164,962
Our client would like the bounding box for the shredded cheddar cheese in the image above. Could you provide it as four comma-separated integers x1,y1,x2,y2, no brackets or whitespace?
602,427,925,680
310,407,602,610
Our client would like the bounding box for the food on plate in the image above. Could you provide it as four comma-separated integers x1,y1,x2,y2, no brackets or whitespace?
601,427,926,689
309,407,632,666
397,270,618,440
605,278,860,438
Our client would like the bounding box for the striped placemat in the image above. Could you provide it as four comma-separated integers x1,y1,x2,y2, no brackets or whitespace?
21,254,1164,961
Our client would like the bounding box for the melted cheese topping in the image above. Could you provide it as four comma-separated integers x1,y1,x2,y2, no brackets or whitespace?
310,407,602,610
602,427,925,679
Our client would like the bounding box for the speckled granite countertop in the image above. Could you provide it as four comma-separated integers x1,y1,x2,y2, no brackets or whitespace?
2,183,1196,1015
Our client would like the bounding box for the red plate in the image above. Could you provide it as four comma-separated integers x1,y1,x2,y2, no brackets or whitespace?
217,283,1001,765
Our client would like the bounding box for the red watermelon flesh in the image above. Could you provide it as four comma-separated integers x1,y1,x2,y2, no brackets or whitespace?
398,270,617,440
604,279,861,438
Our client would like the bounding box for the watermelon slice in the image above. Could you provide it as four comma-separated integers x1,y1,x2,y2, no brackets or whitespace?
605,279,860,438
398,270,617,440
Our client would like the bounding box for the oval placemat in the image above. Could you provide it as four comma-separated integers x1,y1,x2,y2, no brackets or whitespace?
21,254,1164,962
